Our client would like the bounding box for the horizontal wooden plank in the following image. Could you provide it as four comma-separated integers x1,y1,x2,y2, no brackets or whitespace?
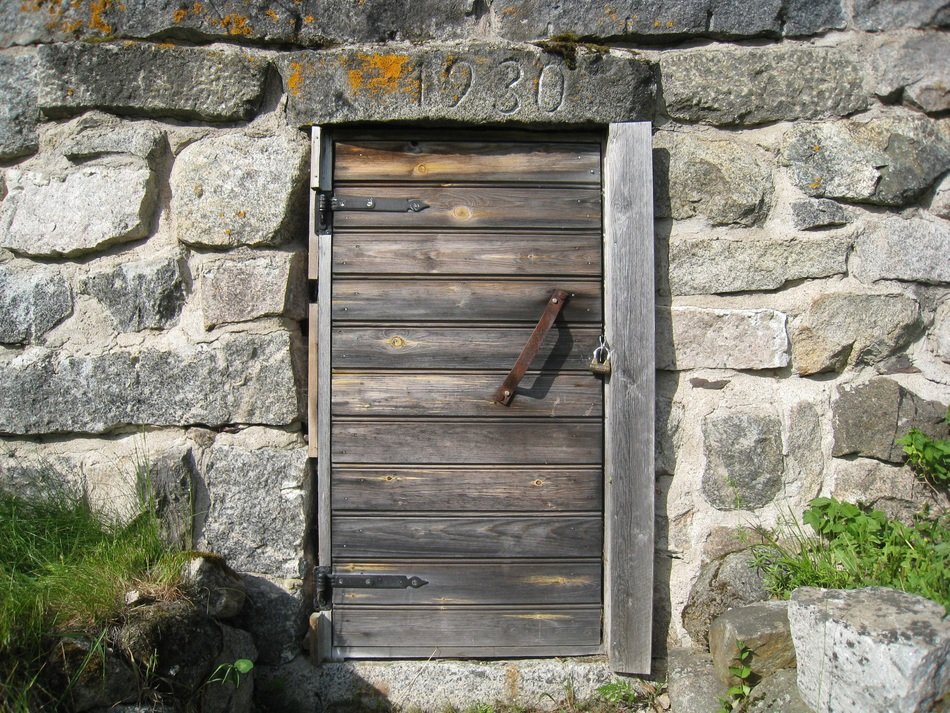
333,643,604,659
330,561,602,605
332,372,601,417
332,606,602,648
332,466,602,512
334,141,601,184
332,325,600,370
333,515,602,558
332,420,603,465
333,279,601,322
332,232,602,276
331,186,601,229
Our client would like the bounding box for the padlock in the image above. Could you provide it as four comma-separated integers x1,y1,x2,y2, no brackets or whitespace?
589,336,612,377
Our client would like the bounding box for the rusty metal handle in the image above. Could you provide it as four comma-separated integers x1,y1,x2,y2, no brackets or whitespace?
493,289,569,406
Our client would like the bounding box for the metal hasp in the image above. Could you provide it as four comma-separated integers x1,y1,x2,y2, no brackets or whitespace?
314,566,429,611
493,289,569,406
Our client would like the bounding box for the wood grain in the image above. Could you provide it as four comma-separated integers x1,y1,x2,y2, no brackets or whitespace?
332,515,603,559
334,141,601,184
332,420,603,465
331,372,601,417
331,186,601,229
331,466,602,512
332,232,601,276
329,561,602,605
333,606,602,648
332,279,601,323
332,325,600,370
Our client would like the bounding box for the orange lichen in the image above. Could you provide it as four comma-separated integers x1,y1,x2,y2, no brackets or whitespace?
61,18,83,31
666,19,674,28
219,13,252,36
287,61,304,96
302,14,314,24
653,19,661,28
88,0,113,33
172,8,187,22
190,2,202,14
346,53,412,97
809,176,824,190
265,7,279,22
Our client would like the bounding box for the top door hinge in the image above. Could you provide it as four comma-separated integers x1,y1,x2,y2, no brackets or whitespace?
316,193,429,232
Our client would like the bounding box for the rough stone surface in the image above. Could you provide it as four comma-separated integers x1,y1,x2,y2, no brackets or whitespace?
171,132,308,249
932,301,950,363
654,131,773,226
789,587,950,713
83,255,185,332
0,263,72,344
853,0,950,30
0,52,38,160
791,291,920,375
657,306,789,370
871,32,950,114
234,575,306,666
0,332,303,434
790,198,850,231
199,624,257,713
709,602,796,684
279,44,655,126
0,163,156,258
682,550,770,645
666,649,724,713
58,113,165,162
783,117,950,207
45,638,138,712
831,457,950,522
831,377,950,462
36,42,267,121
199,251,307,329
930,174,950,219
745,668,814,713
149,448,197,550
184,556,247,620
661,46,865,125
198,432,308,578
852,216,950,285
668,234,850,295
702,411,786,510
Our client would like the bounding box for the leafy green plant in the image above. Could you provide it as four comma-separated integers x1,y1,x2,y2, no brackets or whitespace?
206,658,254,688
596,679,640,707
716,641,754,712
897,410,950,490
752,497,950,611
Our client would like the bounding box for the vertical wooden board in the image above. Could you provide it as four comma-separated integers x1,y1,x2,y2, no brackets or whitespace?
308,303,318,457
604,123,655,674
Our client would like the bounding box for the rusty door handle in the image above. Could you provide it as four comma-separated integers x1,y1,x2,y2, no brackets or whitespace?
493,289,569,406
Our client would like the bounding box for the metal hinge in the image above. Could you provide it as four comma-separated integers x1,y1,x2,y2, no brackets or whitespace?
314,566,429,611
316,192,429,232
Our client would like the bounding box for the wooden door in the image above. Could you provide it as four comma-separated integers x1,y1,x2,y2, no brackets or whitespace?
308,127,663,664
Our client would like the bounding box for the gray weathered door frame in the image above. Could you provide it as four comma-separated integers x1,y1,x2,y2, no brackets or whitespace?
307,123,654,674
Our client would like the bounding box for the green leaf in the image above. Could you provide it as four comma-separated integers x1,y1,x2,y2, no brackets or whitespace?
234,658,254,674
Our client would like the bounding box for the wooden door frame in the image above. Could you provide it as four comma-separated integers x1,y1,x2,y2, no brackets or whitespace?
307,123,655,674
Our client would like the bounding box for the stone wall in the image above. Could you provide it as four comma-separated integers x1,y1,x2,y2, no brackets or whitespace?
0,0,948,688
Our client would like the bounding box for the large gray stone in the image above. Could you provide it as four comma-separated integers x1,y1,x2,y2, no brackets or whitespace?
682,550,770,645
666,649,724,713
852,216,950,285
709,601,796,685
83,255,185,332
791,291,920,376
783,117,950,207
853,0,950,30
0,162,156,258
45,637,138,712
0,52,38,160
233,575,306,666
745,669,814,713
830,457,949,523
171,132,308,249
782,0,847,36
183,556,247,620
789,587,950,713
278,44,655,126
199,251,307,329
831,377,949,462
930,173,950,219
58,113,165,162
871,32,950,115
668,234,850,295
148,448,197,551
661,46,865,126
199,624,257,713
0,332,303,435
790,198,850,231
932,301,950,363
36,42,267,121
702,410,785,510
0,262,72,344
657,306,789,370
198,433,308,579
654,132,773,226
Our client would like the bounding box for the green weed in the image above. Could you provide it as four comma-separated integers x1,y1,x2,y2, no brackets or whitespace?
716,641,753,712
897,408,950,491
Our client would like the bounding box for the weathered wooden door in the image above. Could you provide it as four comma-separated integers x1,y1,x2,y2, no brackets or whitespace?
309,127,654,668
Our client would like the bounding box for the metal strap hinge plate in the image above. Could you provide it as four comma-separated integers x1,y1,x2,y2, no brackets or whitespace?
314,566,429,610
316,193,429,232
